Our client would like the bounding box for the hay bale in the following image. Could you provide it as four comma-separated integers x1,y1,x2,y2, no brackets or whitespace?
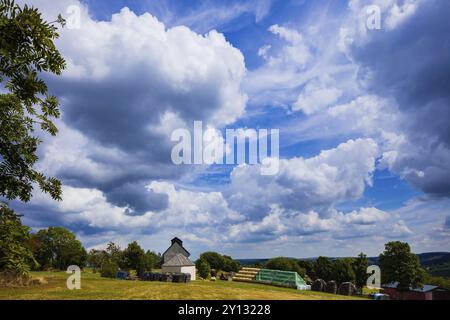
338,282,357,296
311,279,327,292
325,280,337,294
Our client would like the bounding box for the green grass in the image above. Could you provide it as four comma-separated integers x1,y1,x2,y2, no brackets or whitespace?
0,271,366,300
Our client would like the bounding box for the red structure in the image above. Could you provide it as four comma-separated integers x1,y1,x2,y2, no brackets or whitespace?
382,282,450,300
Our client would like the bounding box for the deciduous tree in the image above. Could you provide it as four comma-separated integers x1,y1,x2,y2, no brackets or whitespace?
379,241,426,291
0,0,66,203
32,227,86,270
0,202,36,279
353,252,369,289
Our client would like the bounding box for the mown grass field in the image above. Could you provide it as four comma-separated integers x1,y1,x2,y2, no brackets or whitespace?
0,271,366,300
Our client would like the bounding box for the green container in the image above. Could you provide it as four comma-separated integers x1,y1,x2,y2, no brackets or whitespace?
255,269,310,290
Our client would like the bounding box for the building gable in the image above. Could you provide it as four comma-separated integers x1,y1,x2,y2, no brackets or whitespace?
162,238,190,263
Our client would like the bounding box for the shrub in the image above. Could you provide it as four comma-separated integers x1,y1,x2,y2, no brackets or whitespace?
196,259,211,279
199,252,224,270
0,203,36,283
100,260,119,278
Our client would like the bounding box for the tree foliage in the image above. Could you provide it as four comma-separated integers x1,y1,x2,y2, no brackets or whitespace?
353,252,369,289
0,202,35,278
122,241,145,270
222,255,241,273
314,256,334,281
331,258,355,284
199,252,224,271
100,259,118,278
297,260,314,276
86,249,107,273
198,251,240,272
265,257,306,277
31,227,86,270
0,0,66,202
196,258,211,279
379,241,426,291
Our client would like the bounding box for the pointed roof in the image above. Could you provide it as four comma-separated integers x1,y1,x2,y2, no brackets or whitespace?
162,237,190,259
171,237,183,246
162,253,195,267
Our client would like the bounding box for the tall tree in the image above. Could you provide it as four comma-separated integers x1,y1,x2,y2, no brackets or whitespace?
353,252,369,289
86,249,107,273
314,256,333,281
0,0,66,203
332,258,356,284
32,227,86,270
122,241,145,271
379,241,426,291
105,242,123,266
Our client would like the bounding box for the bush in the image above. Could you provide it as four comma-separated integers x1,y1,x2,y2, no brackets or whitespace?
199,252,224,270
100,260,119,278
222,255,241,272
196,259,211,279
198,252,241,272
0,203,36,280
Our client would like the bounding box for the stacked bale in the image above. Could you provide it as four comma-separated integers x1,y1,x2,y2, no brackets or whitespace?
338,282,357,296
117,271,129,280
172,274,183,283
154,273,162,281
325,281,337,294
311,279,327,292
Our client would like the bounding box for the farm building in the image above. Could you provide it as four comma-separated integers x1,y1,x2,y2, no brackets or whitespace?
162,237,190,264
382,282,450,300
161,238,196,280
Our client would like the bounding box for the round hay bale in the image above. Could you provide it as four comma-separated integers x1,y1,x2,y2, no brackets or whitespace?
311,279,327,292
338,282,357,296
325,280,337,294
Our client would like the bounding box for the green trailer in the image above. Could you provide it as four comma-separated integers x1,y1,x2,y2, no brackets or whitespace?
255,269,311,290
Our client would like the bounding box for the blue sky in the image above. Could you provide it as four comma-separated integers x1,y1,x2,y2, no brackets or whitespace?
9,0,450,258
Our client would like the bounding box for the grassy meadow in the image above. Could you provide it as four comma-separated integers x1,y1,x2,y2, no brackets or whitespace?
0,271,366,300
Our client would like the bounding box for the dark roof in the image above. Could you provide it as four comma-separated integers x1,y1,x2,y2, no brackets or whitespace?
171,237,183,245
162,253,195,267
383,282,439,293
162,238,190,258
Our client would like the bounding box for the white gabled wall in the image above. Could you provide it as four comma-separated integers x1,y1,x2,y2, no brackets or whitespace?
181,266,196,281
161,266,196,281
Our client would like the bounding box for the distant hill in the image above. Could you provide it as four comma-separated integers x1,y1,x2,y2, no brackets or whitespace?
237,252,450,277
